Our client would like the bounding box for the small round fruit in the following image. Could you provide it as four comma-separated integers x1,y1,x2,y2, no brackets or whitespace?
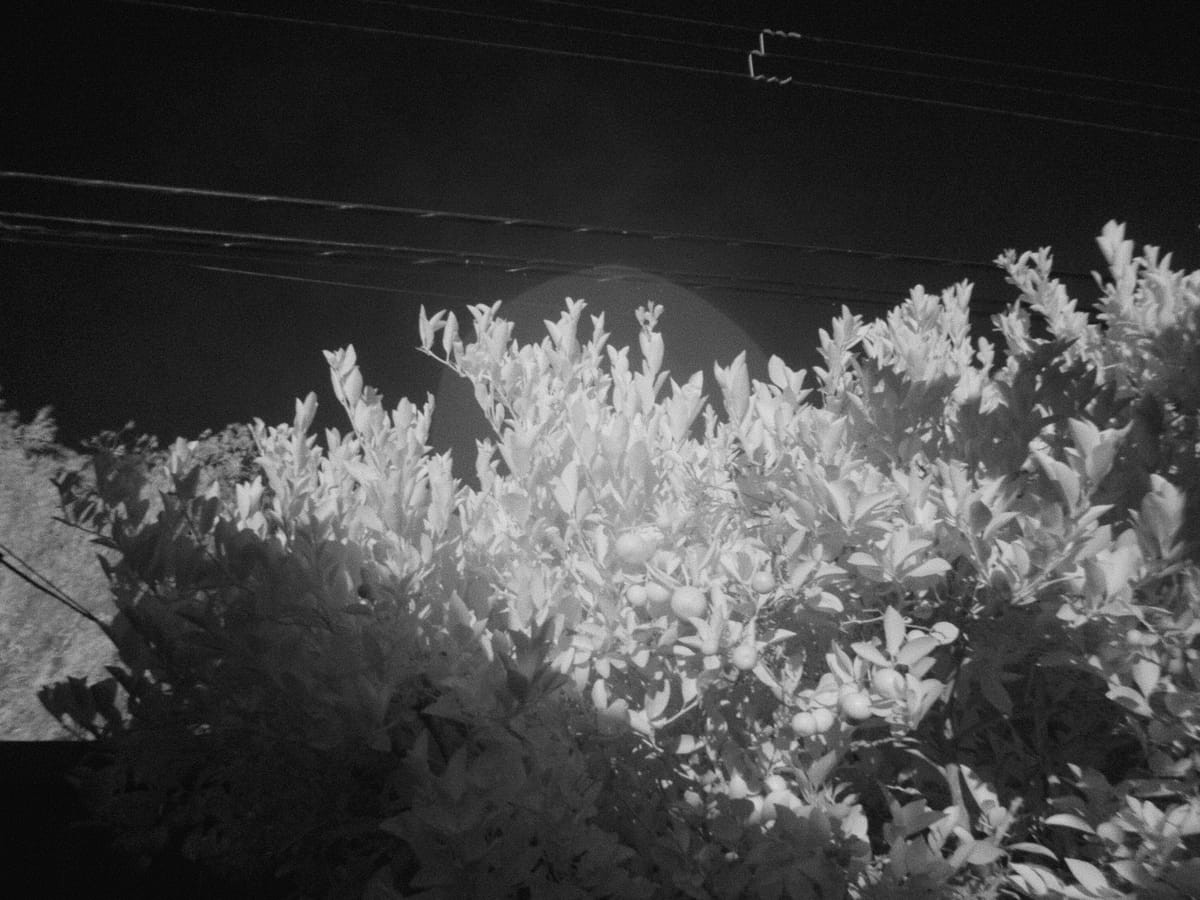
1126,628,1156,647
750,570,776,593
730,643,758,671
648,580,676,619
615,532,653,566
811,707,835,733
839,690,872,721
790,711,819,737
644,582,672,614
871,667,906,700
626,584,648,608
671,585,708,619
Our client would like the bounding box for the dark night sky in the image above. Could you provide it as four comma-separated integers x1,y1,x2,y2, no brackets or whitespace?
2,0,1198,461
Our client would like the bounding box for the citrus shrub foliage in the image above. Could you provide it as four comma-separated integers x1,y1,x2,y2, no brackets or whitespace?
68,418,270,508
45,222,1200,898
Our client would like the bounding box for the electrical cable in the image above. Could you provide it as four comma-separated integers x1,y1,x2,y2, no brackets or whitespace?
355,1,1200,120
749,32,1200,142
524,0,1197,97
749,62,1200,142
0,171,1099,278
0,214,929,308
0,541,105,631
102,0,742,79
100,1,1200,140
794,32,1200,98
748,43,1199,119
364,0,1200,106
190,263,909,310
0,228,1056,320
349,0,742,55
192,264,485,301
2,230,917,310
525,0,757,33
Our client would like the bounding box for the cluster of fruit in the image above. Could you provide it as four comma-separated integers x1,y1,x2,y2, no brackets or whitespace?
789,686,870,737
613,530,778,673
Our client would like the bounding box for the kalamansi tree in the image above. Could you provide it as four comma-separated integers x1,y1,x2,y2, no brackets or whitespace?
44,222,1199,898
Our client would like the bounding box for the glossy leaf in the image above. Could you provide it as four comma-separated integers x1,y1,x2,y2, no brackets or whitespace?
883,606,906,657
897,636,940,667
851,641,891,668
1045,813,1096,833
1064,858,1111,895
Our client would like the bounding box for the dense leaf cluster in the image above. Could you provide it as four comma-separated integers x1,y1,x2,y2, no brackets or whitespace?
42,223,1200,898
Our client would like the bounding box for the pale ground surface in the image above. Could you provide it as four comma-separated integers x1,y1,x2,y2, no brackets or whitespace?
0,414,120,740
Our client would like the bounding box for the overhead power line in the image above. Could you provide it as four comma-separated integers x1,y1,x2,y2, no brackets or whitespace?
0,541,108,634
365,0,1198,101
794,32,1200,98
350,0,739,55
102,0,1199,141
361,2,1199,117
0,213,1077,318
193,264,484,302
526,0,1197,96
2,229,909,311
0,211,930,308
748,45,1199,118
191,262,921,312
0,171,1097,278
187,263,894,312
196,264,1013,323
525,0,757,34
103,0,740,79
749,69,1200,142
749,32,1200,143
